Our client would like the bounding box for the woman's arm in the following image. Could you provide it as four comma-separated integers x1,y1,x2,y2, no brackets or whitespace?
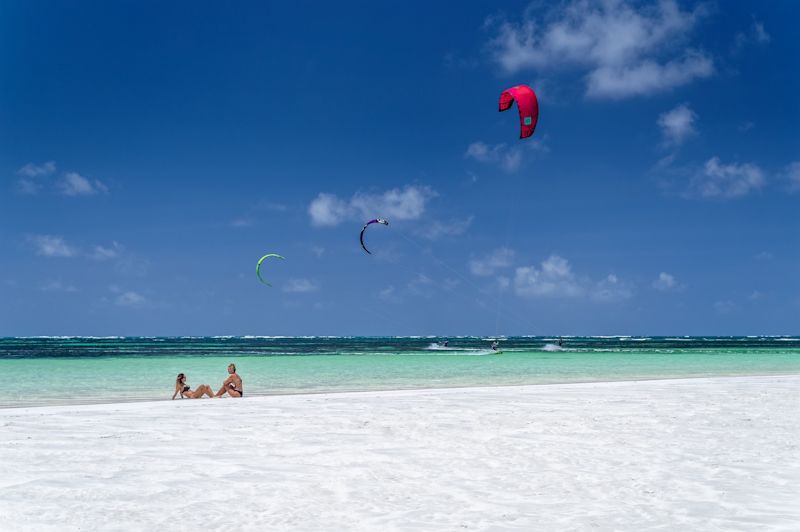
172,387,180,400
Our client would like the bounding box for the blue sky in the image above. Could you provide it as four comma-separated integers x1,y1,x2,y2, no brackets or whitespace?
1,1,798,336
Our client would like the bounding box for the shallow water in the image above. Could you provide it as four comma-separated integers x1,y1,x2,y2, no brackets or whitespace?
1,336,799,408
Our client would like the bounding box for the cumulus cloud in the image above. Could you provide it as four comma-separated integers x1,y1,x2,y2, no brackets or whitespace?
407,273,434,296
16,161,56,194
738,121,754,133
514,255,583,297
115,291,147,307
351,186,436,221
29,235,77,258
513,254,632,301
657,103,697,146
283,278,320,293
784,162,800,193
465,142,522,172
421,216,474,240
591,273,633,302
229,217,254,228
17,161,56,178
91,242,124,261
378,285,401,303
308,193,350,226
748,290,764,301
734,19,770,52
586,53,713,98
309,185,436,226
40,280,78,293
652,272,681,291
690,157,766,198
58,172,108,196
469,247,516,276
487,0,712,99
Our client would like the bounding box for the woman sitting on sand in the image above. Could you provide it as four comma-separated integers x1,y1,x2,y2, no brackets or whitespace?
172,373,214,399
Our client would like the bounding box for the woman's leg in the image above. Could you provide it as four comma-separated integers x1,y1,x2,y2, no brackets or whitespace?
186,388,206,399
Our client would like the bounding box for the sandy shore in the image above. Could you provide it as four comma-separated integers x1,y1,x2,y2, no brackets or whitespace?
1,376,798,531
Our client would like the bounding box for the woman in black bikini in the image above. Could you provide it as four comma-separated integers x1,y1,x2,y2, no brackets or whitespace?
172,373,214,399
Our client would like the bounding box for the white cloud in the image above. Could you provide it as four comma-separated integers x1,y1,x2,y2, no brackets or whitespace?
690,157,766,198
652,272,679,291
309,186,436,227
586,53,713,98
443,278,461,291
487,0,712,99
40,280,78,293
657,103,697,146
17,161,56,178
752,21,770,43
91,242,124,261
738,121,754,133
378,285,401,303
469,247,516,276
496,276,511,291
283,278,319,293
408,273,434,295
30,235,77,258
754,251,773,261
465,141,523,172
308,193,350,226
230,218,254,228
58,172,108,196
592,273,633,302
513,254,632,301
351,186,436,221
514,255,583,298
115,255,151,277
784,162,800,193
16,161,56,194
734,20,770,52
311,246,325,258
421,216,474,240
115,291,147,307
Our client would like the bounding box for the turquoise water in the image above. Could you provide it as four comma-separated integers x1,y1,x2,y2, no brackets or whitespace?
1,336,799,408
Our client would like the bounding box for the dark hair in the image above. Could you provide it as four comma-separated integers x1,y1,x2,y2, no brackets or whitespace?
176,373,186,386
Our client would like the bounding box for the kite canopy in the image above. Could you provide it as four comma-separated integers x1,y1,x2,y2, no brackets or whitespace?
499,85,539,139
360,219,389,255
256,253,285,286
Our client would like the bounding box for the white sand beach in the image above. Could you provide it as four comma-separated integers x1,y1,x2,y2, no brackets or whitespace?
1,375,798,531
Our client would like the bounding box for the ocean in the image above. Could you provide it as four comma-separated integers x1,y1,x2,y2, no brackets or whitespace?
1,336,798,408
